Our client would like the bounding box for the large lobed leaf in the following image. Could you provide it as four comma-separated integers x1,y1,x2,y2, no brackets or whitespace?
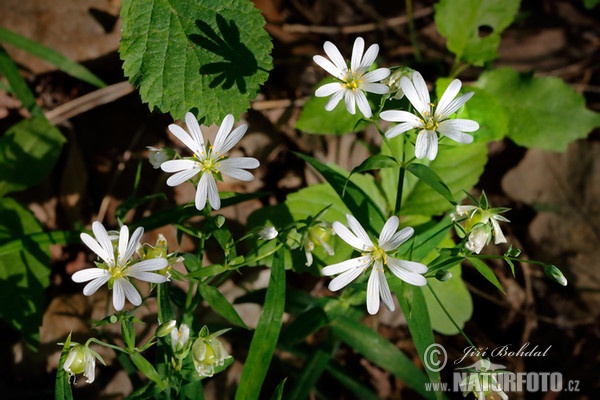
476,68,600,151
435,0,520,66
120,0,273,123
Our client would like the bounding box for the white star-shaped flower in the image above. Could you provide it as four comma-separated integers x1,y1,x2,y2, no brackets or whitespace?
321,214,427,315
72,221,168,311
380,71,479,160
161,113,260,210
313,37,390,119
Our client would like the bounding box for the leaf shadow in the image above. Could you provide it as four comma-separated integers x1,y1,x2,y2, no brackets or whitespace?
189,14,258,93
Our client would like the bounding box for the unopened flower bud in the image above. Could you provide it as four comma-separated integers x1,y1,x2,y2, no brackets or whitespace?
170,323,191,354
148,146,176,169
435,270,453,282
544,265,567,286
258,226,278,240
156,320,177,337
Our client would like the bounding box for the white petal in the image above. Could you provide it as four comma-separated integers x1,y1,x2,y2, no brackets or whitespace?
380,110,422,124
112,279,126,310
387,259,427,286
126,227,144,262
378,216,399,248
355,90,371,119
387,257,428,274
84,354,96,383
129,271,168,284
321,255,371,276
169,123,203,155
195,173,209,210
426,131,439,160
165,167,200,187
117,225,130,266
350,37,365,72
438,119,479,137
411,71,431,111
491,219,507,244
384,122,417,139
80,233,111,265
366,265,380,315
72,268,109,283
360,82,389,95
219,158,258,181
332,221,369,251
92,222,115,266
435,79,462,117
212,114,235,154
205,173,221,210
344,90,356,115
345,214,374,249
377,267,395,312
437,92,474,118
324,90,345,111
82,275,111,296
415,130,430,159
117,278,142,307
313,55,345,80
328,265,364,292
185,112,205,149
359,43,380,72
130,258,168,272
160,159,197,173
315,82,343,97
383,227,414,251
323,41,348,73
362,68,390,84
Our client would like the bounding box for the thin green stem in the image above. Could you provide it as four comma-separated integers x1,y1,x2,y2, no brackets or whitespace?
468,254,548,267
406,0,422,62
394,134,407,215
86,337,129,354
425,283,480,360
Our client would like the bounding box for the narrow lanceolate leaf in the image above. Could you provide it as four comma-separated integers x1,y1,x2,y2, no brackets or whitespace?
296,153,386,235
350,154,398,176
235,249,286,400
287,349,331,400
197,283,248,329
406,163,455,206
434,0,520,66
476,68,600,151
130,353,167,390
270,378,287,400
330,316,438,400
119,0,273,123
0,27,105,87
55,334,74,400
467,257,505,294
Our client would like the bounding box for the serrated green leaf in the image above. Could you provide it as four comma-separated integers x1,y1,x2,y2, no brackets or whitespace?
467,257,505,294
0,198,51,347
119,0,272,123
435,0,520,66
235,249,286,400
198,283,248,329
330,315,437,400
296,78,368,135
0,116,66,197
0,27,105,87
475,68,600,150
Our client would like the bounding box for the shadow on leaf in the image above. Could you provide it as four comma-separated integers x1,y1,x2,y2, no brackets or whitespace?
189,14,258,93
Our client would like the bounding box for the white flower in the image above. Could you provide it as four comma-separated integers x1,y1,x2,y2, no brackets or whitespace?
465,225,490,254
321,214,427,315
63,343,105,384
451,200,510,254
170,323,191,353
313,37,390,119
380,71,479,160
258,226,278,240
303,224,334,267
161,113,260,210
72,221,168,311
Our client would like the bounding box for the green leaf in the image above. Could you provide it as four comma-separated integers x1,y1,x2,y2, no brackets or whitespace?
406,163,455,206
423,265,473,335
55,334,74,400
0,27,105,87
330,315,437,400
197,283,249,329
0,116,66,197
270,378,287,400
434,0,520,66
130,352,167,389
119,0,272,123
157,284,175,323
350,154,398,175
0,198,51,346
467,257,505,294
296,153,386,234
287,349,330,400
382,141,488,217
296,79,368,135
0,45,39,115
235,249,286,400
326,363,380,400
122,319,137,351
475,68,600,150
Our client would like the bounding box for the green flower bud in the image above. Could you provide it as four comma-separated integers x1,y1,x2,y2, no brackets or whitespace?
435,270,453,282
62,343,105,384
191,327,232,378
544,265,568,286
156,320,177,338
